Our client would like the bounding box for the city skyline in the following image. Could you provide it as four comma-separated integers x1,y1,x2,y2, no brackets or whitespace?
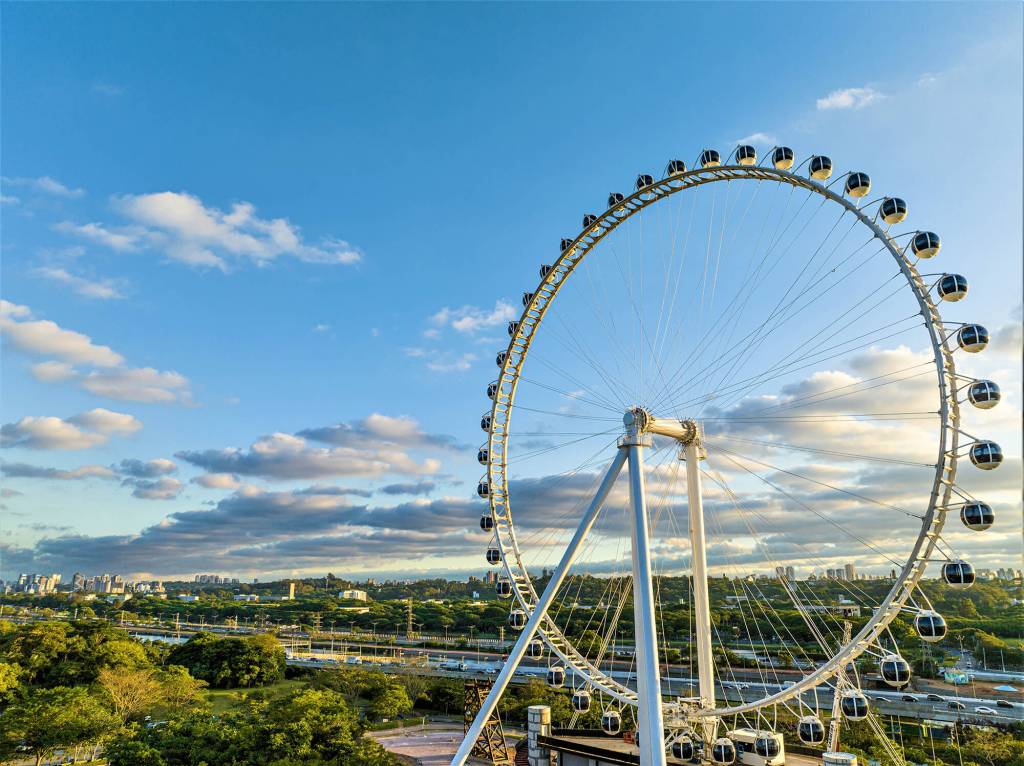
2,3,1022,582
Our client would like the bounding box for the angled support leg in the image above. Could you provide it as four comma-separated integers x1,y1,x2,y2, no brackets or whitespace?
451,448,628,766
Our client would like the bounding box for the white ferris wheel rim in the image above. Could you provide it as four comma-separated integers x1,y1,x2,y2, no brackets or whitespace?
482,162,961,717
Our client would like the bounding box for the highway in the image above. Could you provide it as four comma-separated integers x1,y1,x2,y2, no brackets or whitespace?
283,650,1023,727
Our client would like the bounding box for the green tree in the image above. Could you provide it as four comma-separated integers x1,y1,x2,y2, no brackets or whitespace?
0,686,119,766
367,684,413,721
167,632,285,688
0,660,21,702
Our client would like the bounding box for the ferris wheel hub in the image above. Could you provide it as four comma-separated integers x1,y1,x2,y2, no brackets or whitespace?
623,407,700,445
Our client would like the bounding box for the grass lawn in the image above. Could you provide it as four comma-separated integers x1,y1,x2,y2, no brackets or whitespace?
205,678,306,715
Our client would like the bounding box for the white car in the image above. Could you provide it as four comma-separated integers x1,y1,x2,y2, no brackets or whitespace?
975,706,998,715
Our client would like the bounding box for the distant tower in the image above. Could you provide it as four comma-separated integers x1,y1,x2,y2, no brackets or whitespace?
288,581,296,600
844,563,857,581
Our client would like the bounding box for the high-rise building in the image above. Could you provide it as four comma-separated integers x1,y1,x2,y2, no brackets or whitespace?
785,566,796,582
844,563,857,581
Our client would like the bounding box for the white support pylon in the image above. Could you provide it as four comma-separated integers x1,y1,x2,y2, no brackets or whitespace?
450,449,628,766
626,438,668,766
683,431,717,749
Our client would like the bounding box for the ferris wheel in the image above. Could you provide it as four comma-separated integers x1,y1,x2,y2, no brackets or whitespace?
454,144,1003,766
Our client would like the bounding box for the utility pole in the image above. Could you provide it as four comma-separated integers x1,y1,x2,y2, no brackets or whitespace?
406,598,414,640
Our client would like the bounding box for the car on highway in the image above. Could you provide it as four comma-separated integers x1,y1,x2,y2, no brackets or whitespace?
947,701,966,710
926,693,944,702
901,694,918,702
997,700,1015,709
975,706,998,715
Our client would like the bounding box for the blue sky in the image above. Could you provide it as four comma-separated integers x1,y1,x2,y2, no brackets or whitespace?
2,2,1021,582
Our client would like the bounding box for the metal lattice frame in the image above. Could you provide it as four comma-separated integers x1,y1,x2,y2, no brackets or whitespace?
482,163,962,717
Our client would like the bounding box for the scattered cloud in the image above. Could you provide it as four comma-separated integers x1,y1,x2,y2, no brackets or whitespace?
2,302,192,404
122,476,183,500
430,300,517,334
34,267,124,300
735,132,777,146
193,472,242,490
816,87,883,110
1,175,84,198
313,324,330,332
1,462,116,481
298,413,462,451
0,301,123,366
62,191,364,270
92,81,125,96
176,431,441,481
79,367,191,404
114,458,176,478
1,195,19,205
426,353,476,373
30,362,77,383
1,409,141,451
54,221,140,252
379,480,437,496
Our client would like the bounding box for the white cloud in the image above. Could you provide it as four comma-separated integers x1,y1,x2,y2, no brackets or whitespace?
30,362,77,383
1,408,141,450
194,472,242,490
816,87,883,111
0,306,123,367
430,300,517,334
1,195,19,205
1,175,84,198
34,267,124,300
115,458,176,478
55,221,140,252
80,191,365,270
427,353,476,373
123,476,183,500
1,463,116,480
2,303,192,404
80,367,191,404
313,324,330,332
735,132,777,146
1,417,106,450
68,408,143,436
0,301,31,319
177,429,442,481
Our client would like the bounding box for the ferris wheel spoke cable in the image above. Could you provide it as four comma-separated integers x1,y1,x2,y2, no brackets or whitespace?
659,315,924,416
713,447,905,568
738,362,935,418
655,177,777,384
692,263,908,415
547,312,639,407
671,222,884,414
685,188,841,390
648,233,887,413
690,200,855,407
651,184,697,367
649,187,826,413
527,351,624,412
669,231,887,415
505,428,623,466
692,242,901,415
517,376,623,413
708,433,934,470
704,463,837,656
704,442,921,520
